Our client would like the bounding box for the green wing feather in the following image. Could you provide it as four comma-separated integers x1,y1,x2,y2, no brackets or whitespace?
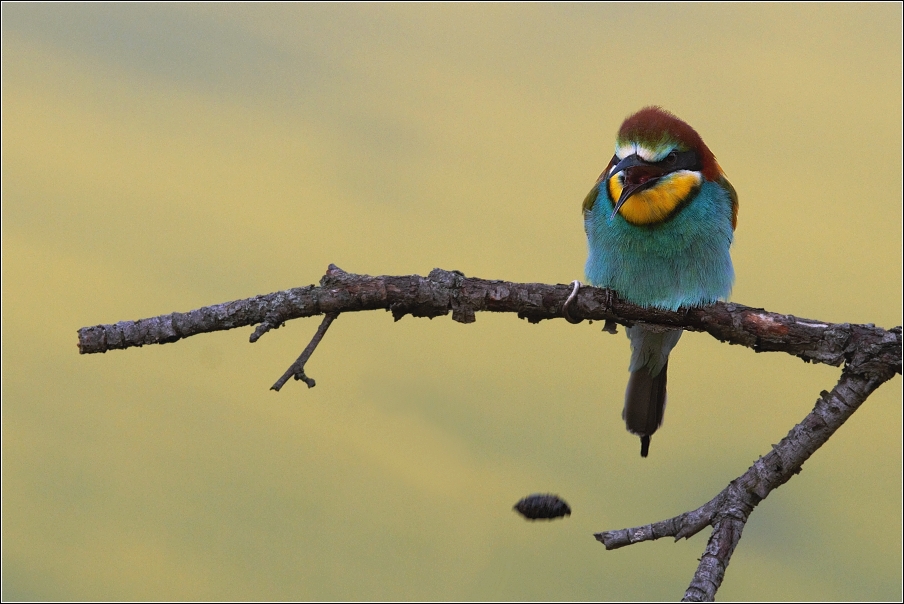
582,182,601,215
718,175,739,230
582,157,616,215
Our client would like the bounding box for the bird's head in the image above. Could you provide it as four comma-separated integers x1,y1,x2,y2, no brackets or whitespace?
585,106,737,228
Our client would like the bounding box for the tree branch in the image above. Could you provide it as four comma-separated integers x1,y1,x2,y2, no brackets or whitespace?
75,264,902,600
77,265,902,375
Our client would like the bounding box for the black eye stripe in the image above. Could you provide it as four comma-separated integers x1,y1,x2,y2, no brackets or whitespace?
609,150,700,173
662,150,699,171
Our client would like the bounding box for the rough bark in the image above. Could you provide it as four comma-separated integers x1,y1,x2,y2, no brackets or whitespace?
78,265,902,374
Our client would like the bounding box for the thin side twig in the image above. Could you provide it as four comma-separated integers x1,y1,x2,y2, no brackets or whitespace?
271,312,338,391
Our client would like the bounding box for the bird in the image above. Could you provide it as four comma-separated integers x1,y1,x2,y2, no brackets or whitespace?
581,106,738,457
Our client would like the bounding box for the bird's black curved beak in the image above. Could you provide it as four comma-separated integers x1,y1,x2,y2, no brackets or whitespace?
607,154,662,220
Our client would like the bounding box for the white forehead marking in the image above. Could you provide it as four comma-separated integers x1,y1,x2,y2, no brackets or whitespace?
614,143,658,162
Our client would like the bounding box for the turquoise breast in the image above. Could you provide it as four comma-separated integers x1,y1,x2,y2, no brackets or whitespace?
584,180,735,311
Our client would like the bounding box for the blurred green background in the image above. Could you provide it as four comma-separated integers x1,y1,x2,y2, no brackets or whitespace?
2,4,901,601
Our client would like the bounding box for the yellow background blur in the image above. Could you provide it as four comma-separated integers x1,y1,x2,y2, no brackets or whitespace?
2,4,901,600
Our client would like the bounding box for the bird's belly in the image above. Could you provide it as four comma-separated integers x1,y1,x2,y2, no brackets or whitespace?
606,243,732,310
585,224,733,310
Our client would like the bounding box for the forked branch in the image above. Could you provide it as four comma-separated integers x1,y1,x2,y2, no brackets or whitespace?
596,367,892,601
76,264,901,601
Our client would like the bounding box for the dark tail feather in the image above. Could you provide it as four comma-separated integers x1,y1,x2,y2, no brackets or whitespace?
623,360,669,458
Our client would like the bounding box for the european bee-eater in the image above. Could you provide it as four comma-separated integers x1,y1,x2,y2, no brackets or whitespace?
582,106,738,457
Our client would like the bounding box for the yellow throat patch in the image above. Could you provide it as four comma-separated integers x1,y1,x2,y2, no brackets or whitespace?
608,171,702,225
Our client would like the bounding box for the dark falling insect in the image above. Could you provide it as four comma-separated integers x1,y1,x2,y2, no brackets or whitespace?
513,494,571,520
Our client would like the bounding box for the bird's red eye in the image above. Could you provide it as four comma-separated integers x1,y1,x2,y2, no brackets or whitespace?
664,152,677,164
